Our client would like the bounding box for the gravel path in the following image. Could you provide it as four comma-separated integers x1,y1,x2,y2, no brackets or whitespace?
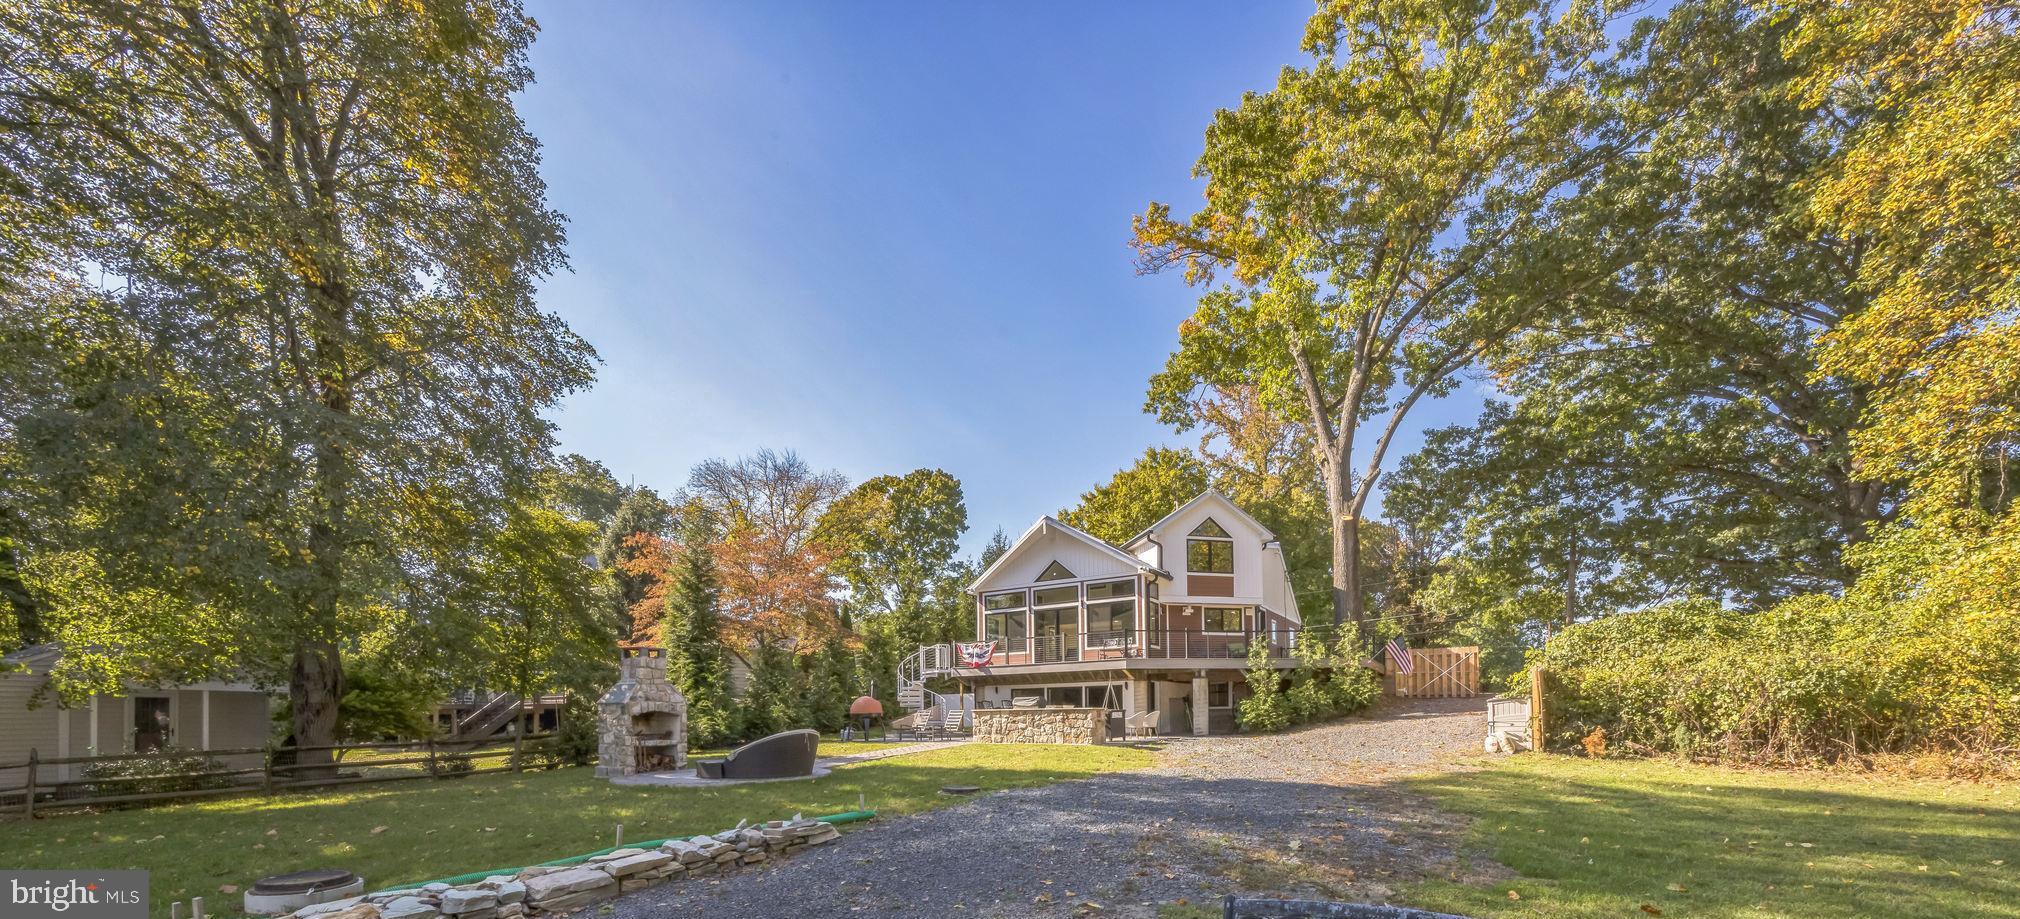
607,697,1492,919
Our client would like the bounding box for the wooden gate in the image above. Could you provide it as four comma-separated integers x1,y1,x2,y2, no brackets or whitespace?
1387,646,1479,698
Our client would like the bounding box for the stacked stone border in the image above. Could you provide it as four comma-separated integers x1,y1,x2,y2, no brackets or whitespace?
281,817,843,919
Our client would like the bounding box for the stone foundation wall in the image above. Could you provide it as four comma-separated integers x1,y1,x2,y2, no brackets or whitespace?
972,707,1108,744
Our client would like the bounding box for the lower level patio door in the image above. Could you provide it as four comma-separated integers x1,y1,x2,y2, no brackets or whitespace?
1034,608,1079,663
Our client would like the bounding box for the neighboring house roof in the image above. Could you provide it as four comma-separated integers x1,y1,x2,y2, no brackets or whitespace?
1121,488,1277,550
968,515,1169,592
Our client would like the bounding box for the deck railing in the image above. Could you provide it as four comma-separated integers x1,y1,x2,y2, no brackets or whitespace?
976,627,1306,667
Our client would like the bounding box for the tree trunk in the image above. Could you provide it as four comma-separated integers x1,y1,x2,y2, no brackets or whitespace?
1341,513,1364,632
1563,533,1581,628
290,640,342,775
291,271,353,776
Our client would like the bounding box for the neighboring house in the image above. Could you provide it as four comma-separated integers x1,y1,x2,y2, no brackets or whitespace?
0,643,272,785
906,489,1307,737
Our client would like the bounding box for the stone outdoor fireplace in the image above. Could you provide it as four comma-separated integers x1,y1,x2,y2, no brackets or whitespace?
595,645,688,779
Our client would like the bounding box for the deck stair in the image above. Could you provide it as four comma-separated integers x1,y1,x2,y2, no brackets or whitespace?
451,692,522,741
896,644,955,712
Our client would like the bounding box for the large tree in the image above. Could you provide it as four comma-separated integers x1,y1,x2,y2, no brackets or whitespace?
1058,447,1209,547
815,468,969,648
1133,0,1623,630
686,450,847,650
468,483,614,744
0,1,591,763
596,487,674,639
1412,0,1897,609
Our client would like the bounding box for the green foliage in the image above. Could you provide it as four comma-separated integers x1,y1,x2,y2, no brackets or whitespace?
466,483,619,726
797,639,858,734
1135,0,1624,627
0,0,595,755
80,749,234,799
274,655,439,743
737,642,806,741
1237,639,1291,733
1059,448,1210,545
597,488,675,638
548,695,600,768
1389,1,1896,622
815,468,969,650
664,513,737,749
539,455,626,530
1243,627,1379,733
1531,564,2020,762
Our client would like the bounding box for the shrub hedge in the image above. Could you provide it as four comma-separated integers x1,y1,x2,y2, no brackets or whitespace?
1530,539,2020,764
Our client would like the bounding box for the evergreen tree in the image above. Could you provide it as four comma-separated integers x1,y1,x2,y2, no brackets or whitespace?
598,488,674,639
799,637,857,733
739,641,805,740
664,513,736,748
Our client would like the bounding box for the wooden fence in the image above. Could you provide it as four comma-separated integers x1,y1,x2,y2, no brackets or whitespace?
0,733,557,817
1386,646,1480,698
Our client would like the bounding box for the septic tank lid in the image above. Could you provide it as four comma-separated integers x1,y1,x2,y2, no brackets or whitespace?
249,869,359,895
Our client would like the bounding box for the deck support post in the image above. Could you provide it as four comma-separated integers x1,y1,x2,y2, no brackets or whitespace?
1190,673,1209,736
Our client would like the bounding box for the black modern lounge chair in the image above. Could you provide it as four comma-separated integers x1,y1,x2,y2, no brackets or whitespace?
694,728,820,779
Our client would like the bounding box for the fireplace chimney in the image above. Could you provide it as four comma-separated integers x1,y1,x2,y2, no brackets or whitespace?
594,645,688,779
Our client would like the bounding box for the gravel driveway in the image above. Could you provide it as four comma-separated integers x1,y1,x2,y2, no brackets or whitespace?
607,697,1492,919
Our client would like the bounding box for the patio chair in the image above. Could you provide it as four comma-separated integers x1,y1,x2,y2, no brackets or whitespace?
887,712,924,741
1126,710,1160,737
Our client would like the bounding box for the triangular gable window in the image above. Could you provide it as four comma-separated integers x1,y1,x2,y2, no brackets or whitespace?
1189,518,1230,538
1036,561,1075,581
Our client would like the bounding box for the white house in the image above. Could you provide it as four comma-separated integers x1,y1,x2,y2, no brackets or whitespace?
907,489,1307,737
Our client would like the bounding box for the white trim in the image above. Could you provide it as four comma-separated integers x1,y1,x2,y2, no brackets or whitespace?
56,705,71,781
122,696,134,753
1199,605,1248,635
1208,681,1236,709
201,689,212,750
88,695,99,757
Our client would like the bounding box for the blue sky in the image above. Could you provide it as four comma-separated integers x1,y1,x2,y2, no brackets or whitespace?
520,1,1489,555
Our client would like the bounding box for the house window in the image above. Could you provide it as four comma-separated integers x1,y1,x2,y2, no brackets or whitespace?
1085,578,1133,600
1186,518,1234,573
1043,686,1084,706
983,590,1027,646
985,611,1027,645
1086,598,1136,645
1032,585,1079,607
1202,606,1244,633
1037,560,1076,581
1208,682,1233,708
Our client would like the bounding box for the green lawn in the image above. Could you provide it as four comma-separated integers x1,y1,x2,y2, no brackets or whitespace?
0,743,1148,916
1404,756,2020,919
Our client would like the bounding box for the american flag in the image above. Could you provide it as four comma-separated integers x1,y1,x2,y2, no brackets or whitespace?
1385,637,1413,674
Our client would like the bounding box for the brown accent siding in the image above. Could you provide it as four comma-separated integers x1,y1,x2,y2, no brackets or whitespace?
1187,573,1234,596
